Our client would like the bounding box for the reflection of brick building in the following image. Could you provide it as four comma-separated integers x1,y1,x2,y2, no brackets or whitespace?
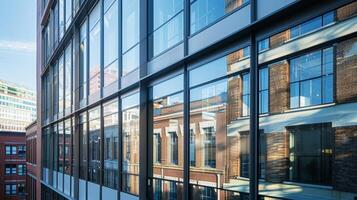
0,132,26,200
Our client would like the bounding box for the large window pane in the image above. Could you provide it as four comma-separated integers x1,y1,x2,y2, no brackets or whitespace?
79,21,88,105
122,45,139,76
152,12,183,57
150,75,184,199
122,0,139,53
88,107,101,184
58,54,64,116
152,0,184,57
103,99,119,189
104,0,118,67
121,92,140,195
190,0,248,34
79,113,87,180
189,70,250,197
89,22,101,95
65,43,72,113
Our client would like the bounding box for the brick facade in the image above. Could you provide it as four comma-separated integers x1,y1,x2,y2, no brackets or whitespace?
265,132,289,183
334,126,357,193
336,37,357,103
269,60,290,114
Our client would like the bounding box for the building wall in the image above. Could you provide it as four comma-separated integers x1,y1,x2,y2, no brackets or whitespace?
0,132,26,200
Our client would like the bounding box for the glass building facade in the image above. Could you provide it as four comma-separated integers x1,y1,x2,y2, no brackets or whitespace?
38,0,357,199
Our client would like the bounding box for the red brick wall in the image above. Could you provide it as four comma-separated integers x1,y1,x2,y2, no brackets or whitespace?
334,126,357,193
0,132,26,200
336,37,357,103
266,132,289,183
269,60,290,114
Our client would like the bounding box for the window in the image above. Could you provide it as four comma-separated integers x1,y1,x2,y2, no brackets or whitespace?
242,73,250,117
59,0,65,39
79,20,88,105
168,181,177,200
122,0,139,76
53,62,59,117
290,47,334,108
151,0,184,57
5,164,16,175
79,112,87,179
89,3,101,95
151,74,184,194
5,145,11,155
5,184,16,195
242,69,269,115
203,127,216,168
103,0,118,87
190,0,248,34
189,129,196,166
153,133,161,163
201,186,216,200
121,92,140,195
18,164,25,176
18,183,25,195
58,54,64,116
288,123,332,185
259,68,269,114
64,119,72,177
64,42,72,113
88,106,101,183
168,132,179,165
65,0,72,29
103,99,119,189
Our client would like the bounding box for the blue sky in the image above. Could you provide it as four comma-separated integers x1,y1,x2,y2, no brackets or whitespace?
0,0,36,90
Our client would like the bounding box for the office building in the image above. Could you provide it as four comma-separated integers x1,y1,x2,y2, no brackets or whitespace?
37,0,357,199
0,80,36,132
0,132,26,200
26,121,40,200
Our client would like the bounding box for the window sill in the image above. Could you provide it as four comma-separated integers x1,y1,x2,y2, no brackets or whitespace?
282,181,333,190
285,102,335,113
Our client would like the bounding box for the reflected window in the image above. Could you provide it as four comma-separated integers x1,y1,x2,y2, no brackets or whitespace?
290,47,334,108
288,123,332,185
79,113,87,180
203,127,216,168
168,132,179,165
153,133,161,164
242,73,250,117
189,129,196,166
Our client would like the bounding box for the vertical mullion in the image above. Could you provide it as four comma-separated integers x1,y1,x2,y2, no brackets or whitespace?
183,0,190,199
249,0,258,199
139,85,148,200
118,96,122,200
183,66,190,200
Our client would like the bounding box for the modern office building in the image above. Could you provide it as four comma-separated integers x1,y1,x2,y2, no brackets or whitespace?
0,132,26,200
37,0,357,199
25,121,40,200
0,80,36,132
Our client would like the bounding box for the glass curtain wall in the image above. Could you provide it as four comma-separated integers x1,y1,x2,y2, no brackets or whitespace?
79,20,88,107
64,42,72,115
121,92,140,195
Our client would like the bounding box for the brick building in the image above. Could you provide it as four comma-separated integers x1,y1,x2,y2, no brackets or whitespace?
25,121,40,200
0,132,26,200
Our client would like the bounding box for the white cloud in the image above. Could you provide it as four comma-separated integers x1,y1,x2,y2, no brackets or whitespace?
0,40,36,53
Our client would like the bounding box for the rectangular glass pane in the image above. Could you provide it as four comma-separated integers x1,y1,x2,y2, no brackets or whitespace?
104,1,118,67
153,0,183,29
122,0,139,52
122,44,139,76
300,78,321,107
